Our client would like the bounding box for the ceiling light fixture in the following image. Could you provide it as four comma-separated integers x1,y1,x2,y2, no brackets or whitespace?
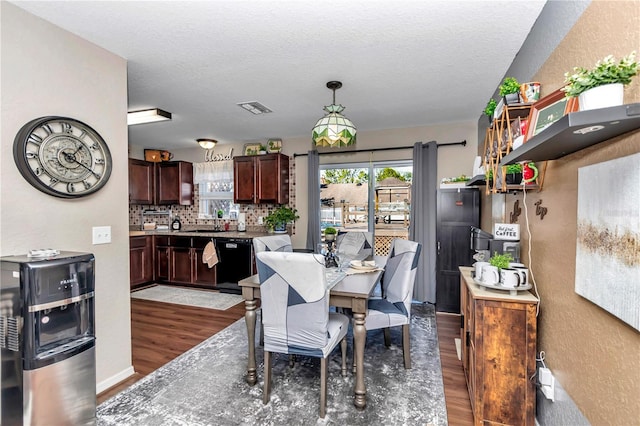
127,108,172,125
237,101,273,115
312,81,357,148
196,138,217,150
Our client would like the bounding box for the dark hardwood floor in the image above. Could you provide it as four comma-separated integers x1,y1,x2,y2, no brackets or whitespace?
97,298,473,424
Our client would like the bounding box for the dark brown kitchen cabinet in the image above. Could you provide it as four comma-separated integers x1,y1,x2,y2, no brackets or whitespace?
154,236,216,288
128,159,193,205
129,159,155,204
129,236,153,287
157,161,193,205
459,267,538,426
155,235,170,281
233,153,289,204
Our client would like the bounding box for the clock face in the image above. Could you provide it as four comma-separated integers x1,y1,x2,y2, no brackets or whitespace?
13,116,112,198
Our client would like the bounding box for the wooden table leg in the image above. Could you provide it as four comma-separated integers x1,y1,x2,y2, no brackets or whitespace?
244,298,257,386
352,311,367,409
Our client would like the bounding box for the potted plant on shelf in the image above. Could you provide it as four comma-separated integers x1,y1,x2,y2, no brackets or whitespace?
323,226,337,241
484,98,497,124
562,51,638,111
258,144,267,155
499,77,521,105
264,205,299,234
504,163,523,185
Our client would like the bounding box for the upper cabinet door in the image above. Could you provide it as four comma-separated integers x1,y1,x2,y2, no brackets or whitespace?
157,161,193,205
234,154,289,204
234,156,256,203
129,159,155,204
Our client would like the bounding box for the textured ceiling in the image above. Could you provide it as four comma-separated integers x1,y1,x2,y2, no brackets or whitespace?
11,0,547,150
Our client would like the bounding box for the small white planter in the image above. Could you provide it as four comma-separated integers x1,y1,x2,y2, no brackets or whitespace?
578,83,624,111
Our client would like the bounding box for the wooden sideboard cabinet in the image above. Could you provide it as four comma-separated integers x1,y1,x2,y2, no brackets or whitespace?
233,153,289,204
130,235,153,287
459,266,538,426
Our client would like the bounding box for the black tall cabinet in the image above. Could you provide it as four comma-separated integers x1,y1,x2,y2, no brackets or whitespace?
436,188,479,313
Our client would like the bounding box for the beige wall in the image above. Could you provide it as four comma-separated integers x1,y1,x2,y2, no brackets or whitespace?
1,3,133,392
481,2,640,424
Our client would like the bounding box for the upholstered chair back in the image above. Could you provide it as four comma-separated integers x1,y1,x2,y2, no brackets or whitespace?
255,251,335,357
253,235,293,254
335,231,374,260
381,239,422,319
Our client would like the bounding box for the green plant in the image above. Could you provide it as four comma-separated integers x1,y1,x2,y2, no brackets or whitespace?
259,144,267,152
489,252,513,270
505,163,522,174
484,98,497,118
499,77,521,96
264,205,299,230
324,226,337,235
562,51,638,97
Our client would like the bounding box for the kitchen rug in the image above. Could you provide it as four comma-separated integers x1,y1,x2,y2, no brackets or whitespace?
97,303,447,425
131,285,243,311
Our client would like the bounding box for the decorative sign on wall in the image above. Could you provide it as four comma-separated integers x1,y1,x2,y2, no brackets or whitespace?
575,152,640,331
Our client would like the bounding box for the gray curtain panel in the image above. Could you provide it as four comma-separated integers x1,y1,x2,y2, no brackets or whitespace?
409,141,437,303
306,150,321,251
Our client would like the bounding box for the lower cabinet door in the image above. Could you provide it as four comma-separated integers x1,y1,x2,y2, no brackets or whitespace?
155,246,169,281
193,248,216,287
170,247,192,284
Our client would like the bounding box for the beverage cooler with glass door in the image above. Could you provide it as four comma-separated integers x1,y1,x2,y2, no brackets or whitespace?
1,251,96,425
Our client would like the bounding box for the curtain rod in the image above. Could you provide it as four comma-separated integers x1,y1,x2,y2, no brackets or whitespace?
292,140,466,157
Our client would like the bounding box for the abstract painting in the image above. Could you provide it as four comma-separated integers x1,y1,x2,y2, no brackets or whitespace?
575,152,640,331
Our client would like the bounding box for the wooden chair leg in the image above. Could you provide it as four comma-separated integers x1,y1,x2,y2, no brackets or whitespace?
320,358,327,418
289,354,295,368
340,337,347,377
402,324,411,369
263,351,272,404
383,327,391,347
259,311,264,346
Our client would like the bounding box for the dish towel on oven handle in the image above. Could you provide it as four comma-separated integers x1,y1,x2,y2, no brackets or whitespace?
203,240,219,268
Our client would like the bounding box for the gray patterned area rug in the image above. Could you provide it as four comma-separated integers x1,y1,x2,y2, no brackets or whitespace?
131,285,244,311
97,303,447,425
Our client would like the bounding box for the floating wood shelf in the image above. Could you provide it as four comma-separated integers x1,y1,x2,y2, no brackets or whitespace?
500,103,640,165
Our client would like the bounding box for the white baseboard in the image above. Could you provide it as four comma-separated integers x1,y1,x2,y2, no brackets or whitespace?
97,365,136,394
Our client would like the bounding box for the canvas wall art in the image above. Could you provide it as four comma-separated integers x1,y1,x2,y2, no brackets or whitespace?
575,152,640,331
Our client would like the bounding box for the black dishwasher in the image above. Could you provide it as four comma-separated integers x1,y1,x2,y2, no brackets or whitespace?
215,237,254,293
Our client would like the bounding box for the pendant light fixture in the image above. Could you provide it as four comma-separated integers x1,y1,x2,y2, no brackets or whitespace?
312,81,357,148
197,138,217,149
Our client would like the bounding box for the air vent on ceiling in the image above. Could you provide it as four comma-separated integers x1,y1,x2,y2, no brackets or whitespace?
237,101,273,115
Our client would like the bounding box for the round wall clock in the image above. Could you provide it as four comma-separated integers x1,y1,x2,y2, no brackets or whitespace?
13,116,112,198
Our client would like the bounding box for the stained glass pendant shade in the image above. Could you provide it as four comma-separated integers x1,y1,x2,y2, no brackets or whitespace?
312,81,357,147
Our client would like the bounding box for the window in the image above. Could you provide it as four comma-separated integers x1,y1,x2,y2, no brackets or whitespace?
194,161,239,219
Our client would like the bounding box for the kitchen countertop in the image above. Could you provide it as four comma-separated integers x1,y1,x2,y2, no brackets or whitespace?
129,229,272,239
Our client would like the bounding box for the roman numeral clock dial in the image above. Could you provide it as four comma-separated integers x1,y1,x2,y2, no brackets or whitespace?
13,116,112,198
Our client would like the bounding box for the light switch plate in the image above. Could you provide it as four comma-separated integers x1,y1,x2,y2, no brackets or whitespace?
92,226,112,245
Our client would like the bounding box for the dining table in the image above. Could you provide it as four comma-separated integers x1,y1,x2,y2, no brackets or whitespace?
238,254,386,410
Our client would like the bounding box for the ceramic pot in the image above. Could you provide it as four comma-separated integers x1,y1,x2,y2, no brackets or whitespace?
578,83,624,111
503,92,520,105
520,82,541,103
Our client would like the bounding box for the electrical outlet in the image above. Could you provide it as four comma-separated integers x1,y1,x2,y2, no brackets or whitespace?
258,216,263,225
92,226,112,245
539,367,555,401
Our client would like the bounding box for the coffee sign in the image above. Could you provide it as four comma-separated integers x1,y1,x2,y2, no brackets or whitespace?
493,223,520,241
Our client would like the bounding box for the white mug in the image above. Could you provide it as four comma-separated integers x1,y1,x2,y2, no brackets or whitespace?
500,268,522,288
474,262,489,280
481,265,500,285
512,266,528,286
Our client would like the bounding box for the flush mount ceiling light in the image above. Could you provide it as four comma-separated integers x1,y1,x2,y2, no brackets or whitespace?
196,138,217,149
312,81,357,148
127,108,172,125
237,101,272,115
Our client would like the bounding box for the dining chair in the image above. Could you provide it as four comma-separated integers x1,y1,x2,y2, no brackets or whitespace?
255,251,349,418
252,234,293,253
361,238,421,369
335,231,374,260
